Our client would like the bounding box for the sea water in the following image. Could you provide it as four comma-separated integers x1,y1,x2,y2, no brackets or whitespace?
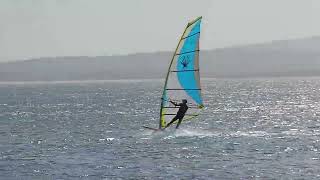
1,78,320,179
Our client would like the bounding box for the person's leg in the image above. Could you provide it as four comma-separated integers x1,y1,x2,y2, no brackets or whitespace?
176,117,183,129
165,116,178,128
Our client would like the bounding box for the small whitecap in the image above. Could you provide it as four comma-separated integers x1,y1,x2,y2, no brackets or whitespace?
163,136,175,140
284,147,293,152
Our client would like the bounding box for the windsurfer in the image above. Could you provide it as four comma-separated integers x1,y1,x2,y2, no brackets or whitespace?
165,99,188,129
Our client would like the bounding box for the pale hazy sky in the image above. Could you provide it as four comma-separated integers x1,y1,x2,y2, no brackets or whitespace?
1,0,320,62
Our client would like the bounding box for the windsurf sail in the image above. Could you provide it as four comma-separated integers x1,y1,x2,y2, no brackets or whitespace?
159,16,204,129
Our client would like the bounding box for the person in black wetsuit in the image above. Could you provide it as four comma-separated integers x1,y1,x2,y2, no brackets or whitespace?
165,99,188,129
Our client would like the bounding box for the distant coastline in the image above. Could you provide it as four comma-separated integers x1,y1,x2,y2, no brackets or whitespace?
1,37,320,82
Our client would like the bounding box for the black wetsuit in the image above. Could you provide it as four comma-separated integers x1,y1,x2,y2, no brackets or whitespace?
165,101,188,129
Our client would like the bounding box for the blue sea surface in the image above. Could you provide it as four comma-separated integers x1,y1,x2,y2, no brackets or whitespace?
1,78,320,179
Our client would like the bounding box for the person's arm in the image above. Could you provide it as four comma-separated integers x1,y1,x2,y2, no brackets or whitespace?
170,100,179,106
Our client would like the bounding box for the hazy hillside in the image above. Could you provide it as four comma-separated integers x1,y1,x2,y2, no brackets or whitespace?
1,37,320,81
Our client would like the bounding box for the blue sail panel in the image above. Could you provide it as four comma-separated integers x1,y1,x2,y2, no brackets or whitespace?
176,20,203,105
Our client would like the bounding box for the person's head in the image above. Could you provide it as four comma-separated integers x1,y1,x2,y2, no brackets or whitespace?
182,99,187,104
